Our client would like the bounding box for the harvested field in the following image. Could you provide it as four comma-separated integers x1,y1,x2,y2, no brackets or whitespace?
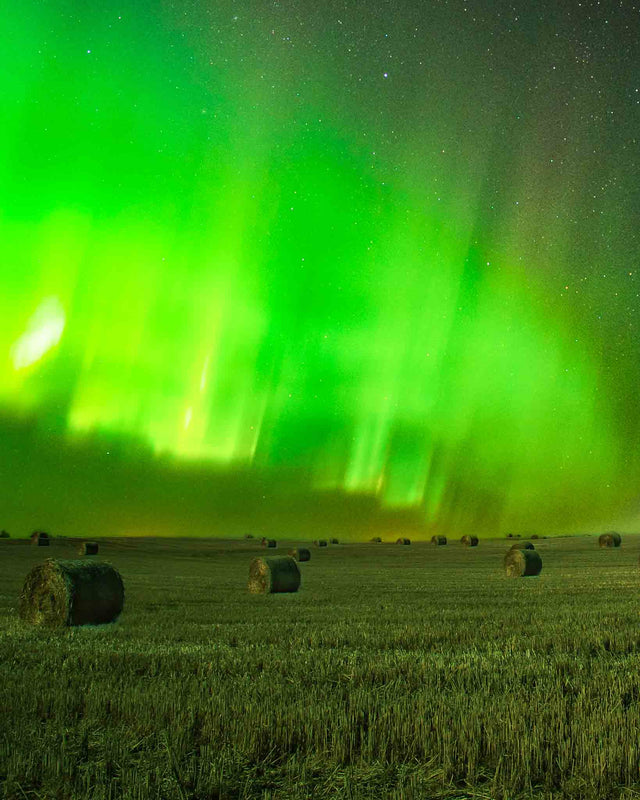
1,533,639,800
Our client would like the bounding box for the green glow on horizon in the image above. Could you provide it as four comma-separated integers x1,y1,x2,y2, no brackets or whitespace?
0,1,637,537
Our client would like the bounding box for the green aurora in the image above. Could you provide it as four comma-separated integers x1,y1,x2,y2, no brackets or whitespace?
1,1,639,538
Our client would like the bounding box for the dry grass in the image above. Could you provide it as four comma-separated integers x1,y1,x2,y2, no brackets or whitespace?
19,557,124,626
247,556,301,594
503,548,543,577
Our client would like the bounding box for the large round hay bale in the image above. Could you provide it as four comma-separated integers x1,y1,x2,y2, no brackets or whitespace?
370,537,382,542
461,535,478,547
396,537,411,545
599,532,621,548
19,558,124,626
330,538,339,544
244,534,254,539
264,539,276,548
431,535,446,546
78,542,99,555
313,539,327,547
31,531,50,546
248,556,300,594
288,547,310,562
0,530,10,539
530,534,539,540
510,541,534,551
504,549,542,577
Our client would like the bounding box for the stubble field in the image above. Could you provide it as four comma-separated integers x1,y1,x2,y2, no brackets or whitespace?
2,534,640,800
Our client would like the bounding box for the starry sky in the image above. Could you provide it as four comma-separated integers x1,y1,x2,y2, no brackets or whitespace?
1,0,639,538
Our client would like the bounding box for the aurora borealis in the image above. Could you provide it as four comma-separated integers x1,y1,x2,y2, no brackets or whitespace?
1,1,639,538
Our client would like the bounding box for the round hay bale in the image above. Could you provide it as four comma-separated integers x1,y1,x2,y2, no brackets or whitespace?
431,535,446,546
244,534,254,539
510,541,534,551
504,549,542,578
30,531,50,546
313,539,327,547
288,547,310,562
264,539,276,548
530,534,539,540
599,532,621,548
396,537,411,545
79,542,99,556
506,533,514,539
461,535,478,547
370,537,382,542
0,530,10,539
330,538,339,544
248,556,301,594
19,558,124,626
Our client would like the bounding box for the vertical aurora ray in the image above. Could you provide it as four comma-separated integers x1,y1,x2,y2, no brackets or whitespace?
0,1,638,538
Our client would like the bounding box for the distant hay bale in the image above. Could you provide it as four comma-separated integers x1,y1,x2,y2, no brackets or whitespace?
510,541,535,551
313,539,327,547
431,535,446,546
19,558,124,626
262,539,276,548
248,556,300,594
506,533,514,538
330,538,339,544
370,537,382,542
530,534,539,540
31,531,50,547
599,532,621,548
504,549,542,578
78,542,99,556
288,547,310,562
396,537,411,545
461,535,478,547
0,530,10,539
244,534,254,539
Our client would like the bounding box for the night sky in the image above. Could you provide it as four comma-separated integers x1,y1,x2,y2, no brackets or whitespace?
1,1,639,539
